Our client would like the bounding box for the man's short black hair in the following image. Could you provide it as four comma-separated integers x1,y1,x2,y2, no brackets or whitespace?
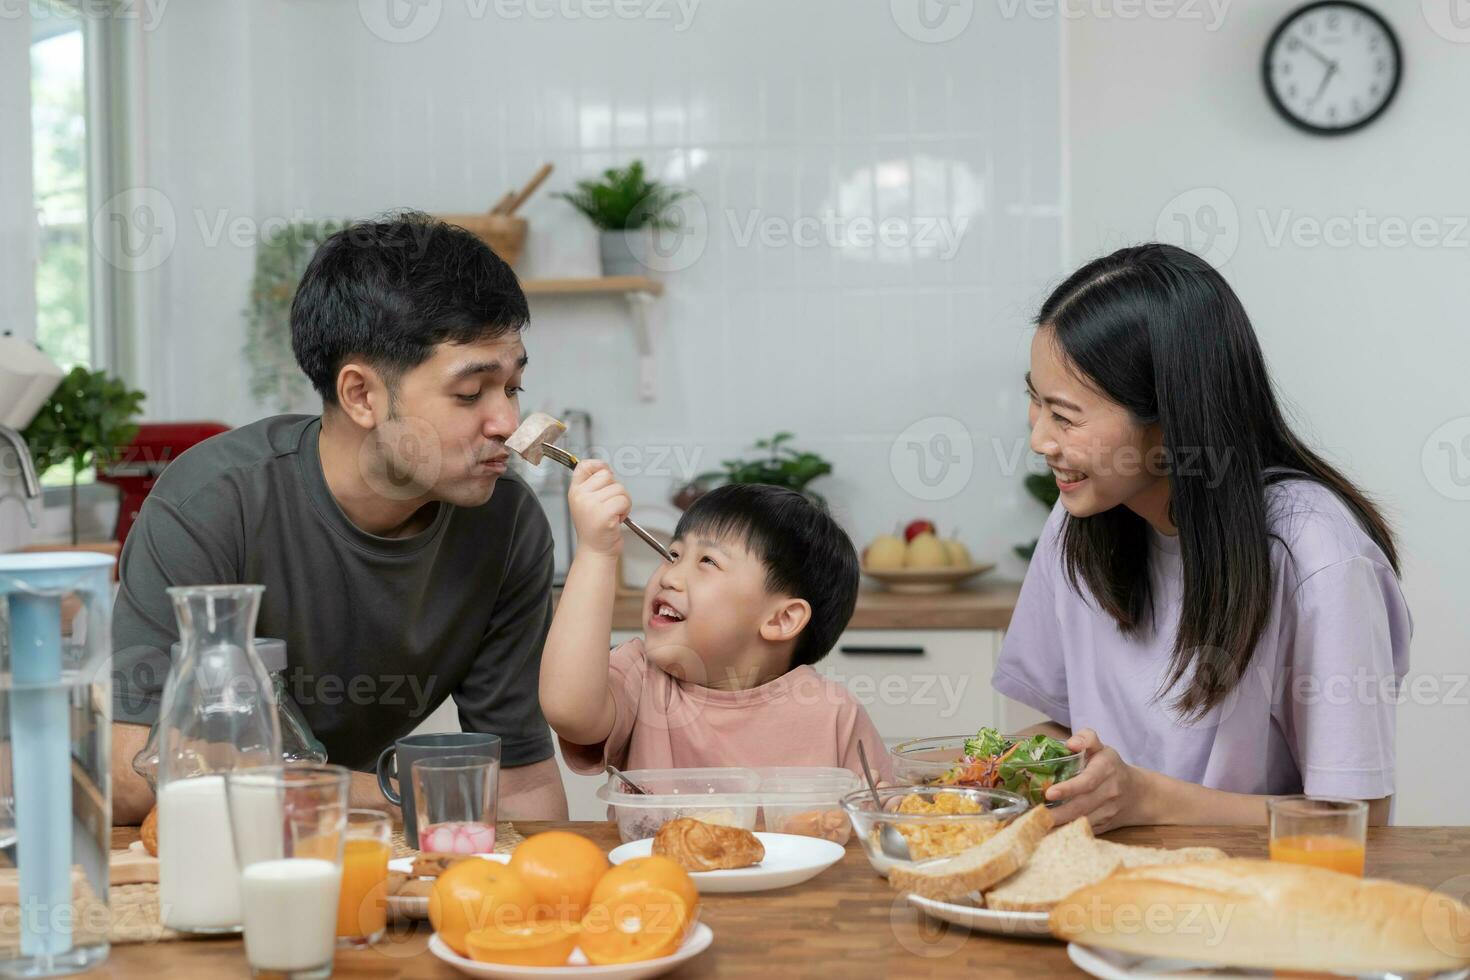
291,210,529,405
673,484,859,669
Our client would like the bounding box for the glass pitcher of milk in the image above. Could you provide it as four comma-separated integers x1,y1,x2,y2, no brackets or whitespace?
155,585,282,933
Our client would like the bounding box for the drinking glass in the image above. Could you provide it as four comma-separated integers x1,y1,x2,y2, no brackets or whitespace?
335,809,391,947
225,764,350,979
1267,795,1368,876
411,755,499,854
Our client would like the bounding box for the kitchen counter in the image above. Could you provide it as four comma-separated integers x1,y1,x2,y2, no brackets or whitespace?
97,822,1470,978
556,581,1022,633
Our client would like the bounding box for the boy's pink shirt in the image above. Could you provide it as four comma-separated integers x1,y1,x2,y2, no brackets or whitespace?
558,638,895,781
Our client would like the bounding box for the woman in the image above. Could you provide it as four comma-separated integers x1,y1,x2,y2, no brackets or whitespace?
995,243,1410,831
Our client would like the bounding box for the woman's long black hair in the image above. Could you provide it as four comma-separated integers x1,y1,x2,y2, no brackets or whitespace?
1038,243,1399,719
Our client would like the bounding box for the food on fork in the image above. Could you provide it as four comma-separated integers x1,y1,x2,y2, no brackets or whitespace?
505,411,568,465
652,818,765,872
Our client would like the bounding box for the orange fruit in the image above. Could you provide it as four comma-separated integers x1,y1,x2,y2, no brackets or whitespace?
429,860,537,957
588,855,699,920
578,885,691,965
508,830,610,921
465,919,580,967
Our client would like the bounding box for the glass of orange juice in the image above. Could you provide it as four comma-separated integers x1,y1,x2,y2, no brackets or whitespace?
1267,795,1368,876
336,808,392,947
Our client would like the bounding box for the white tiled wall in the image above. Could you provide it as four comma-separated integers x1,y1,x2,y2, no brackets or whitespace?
133,0,1065,575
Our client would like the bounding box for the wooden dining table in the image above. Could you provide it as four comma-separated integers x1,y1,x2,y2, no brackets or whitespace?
98,822,1470,979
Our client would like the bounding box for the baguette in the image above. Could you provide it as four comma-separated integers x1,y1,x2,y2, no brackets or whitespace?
1093,839,1227,869
985,817,1122,912
890,805,1053,901
1049,858,1470,972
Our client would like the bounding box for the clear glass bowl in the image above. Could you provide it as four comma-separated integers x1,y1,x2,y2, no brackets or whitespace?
890,734,1084,807
841,785,1028,877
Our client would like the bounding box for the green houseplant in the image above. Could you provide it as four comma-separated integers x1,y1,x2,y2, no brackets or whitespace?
678,432,834,510
554,161,689,276
23,366,146,544
1013,471,1060,559
244,219,346,412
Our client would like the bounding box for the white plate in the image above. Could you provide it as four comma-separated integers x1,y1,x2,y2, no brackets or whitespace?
1067,943,1470,979
607,832,844,893
427,922,713,979
388,853,508,919
905,893,1052,938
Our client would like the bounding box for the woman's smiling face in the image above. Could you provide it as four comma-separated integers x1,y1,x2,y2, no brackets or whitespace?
1026,326,1170,525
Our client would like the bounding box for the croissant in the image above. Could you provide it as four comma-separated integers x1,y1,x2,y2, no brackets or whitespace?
140,805,159,857
652,818,764,872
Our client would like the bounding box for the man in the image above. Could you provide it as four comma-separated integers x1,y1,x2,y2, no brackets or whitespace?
110,212,567,822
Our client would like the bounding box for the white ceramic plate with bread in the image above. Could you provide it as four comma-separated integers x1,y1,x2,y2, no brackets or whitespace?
895,806,1229,940
1065,943,1470,980
608,833,845,893
1053,858,1470,976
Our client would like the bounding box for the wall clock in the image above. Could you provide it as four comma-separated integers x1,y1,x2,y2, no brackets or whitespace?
1262,1,1402,136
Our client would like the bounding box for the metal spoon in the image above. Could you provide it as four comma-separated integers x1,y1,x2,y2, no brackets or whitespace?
604,764,651,796
857,740,913,863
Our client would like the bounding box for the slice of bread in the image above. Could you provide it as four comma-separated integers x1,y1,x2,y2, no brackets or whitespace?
1094,839,1228,868
984,817,1122,912
889,804,1054,901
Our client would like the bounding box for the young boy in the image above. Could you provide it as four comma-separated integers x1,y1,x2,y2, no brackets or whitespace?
540,460,893,780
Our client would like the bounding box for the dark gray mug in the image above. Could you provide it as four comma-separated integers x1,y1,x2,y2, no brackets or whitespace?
377,732,502,845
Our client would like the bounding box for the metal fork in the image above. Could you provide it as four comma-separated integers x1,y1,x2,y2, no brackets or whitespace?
538,444,675,563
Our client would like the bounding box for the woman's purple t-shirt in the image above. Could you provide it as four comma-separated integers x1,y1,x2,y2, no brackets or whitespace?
993,477,1411,799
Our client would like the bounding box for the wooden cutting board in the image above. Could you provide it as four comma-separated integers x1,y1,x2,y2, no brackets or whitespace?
0,842,157,904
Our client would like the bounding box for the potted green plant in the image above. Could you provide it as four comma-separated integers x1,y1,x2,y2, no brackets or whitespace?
23,366,146,544
1013,471,1060,559
554,160,689,277
676,432,834,510
244,219,345,412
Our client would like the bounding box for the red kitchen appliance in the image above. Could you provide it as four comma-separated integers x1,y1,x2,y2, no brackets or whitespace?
96,422,230,547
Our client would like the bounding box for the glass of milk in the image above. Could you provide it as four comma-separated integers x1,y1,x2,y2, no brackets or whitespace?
224,764,351,979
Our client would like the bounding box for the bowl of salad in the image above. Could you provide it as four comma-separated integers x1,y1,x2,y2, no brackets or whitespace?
890,727,1083,806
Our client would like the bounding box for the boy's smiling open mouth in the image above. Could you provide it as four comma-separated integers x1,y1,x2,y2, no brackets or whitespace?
648,593,686,629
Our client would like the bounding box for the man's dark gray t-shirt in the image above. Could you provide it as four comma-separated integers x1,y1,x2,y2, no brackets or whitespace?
112,414,555,768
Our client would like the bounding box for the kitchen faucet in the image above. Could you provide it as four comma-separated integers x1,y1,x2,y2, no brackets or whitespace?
0,427,41,526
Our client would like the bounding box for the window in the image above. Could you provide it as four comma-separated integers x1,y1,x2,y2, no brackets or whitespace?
31,5,94,488
31,7,92,372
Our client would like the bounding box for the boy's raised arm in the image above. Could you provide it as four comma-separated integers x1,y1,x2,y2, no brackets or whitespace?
538,459,630,746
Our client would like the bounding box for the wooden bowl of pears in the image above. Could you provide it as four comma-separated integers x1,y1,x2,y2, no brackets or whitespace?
861,521,995,594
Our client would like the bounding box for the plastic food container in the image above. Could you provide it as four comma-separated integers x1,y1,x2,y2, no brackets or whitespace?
596,768,762,843
755,767,862,844
890,734,1084,807
841,785,1027,877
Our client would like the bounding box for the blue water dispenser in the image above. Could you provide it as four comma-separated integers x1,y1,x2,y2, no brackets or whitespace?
0,552,116,977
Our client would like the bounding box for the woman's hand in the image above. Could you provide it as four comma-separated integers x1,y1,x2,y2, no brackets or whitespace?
1044,728,1152,833
568,459,630,558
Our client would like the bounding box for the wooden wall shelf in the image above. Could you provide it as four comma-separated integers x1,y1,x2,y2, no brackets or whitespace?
520,276,664,297
518,276,665,400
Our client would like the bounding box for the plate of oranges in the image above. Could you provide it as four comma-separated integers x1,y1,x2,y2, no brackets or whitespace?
422,830,713,978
